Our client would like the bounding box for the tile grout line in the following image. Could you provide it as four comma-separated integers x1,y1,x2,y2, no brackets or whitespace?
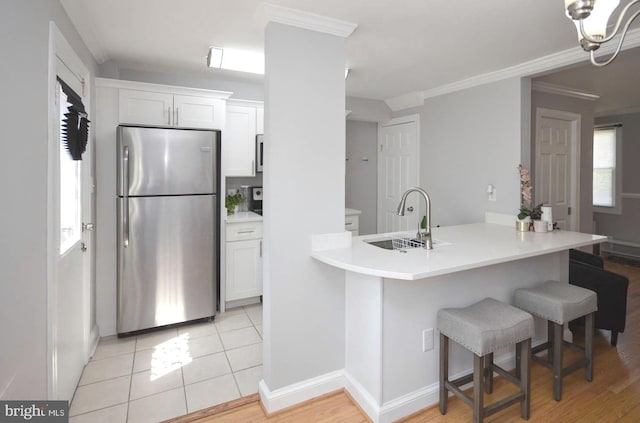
181,345,188,414
125,335,140,423
68,401,130,419
71,306,263,420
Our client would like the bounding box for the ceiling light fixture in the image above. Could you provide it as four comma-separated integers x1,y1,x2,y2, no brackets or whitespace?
565,0,640,66
207,46,264,74
207,47,223,68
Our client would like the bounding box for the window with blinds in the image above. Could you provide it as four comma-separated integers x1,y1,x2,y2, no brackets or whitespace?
593,125,621,213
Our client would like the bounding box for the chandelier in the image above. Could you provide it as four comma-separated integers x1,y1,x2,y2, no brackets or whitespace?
565,0,640,66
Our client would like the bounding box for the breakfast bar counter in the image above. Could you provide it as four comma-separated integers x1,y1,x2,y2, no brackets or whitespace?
312,223,605,423
312,222,605,280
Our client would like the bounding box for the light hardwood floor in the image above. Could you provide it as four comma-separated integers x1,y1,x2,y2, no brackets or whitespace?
169,258,640,423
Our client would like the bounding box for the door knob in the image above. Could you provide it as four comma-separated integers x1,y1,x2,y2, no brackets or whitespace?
82,222,95,232
80,243,87,252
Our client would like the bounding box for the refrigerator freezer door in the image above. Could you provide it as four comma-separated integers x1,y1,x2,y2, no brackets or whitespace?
117,195,216,334
117,126,217,196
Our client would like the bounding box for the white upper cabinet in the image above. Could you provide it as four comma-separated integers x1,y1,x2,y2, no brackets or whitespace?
225,104,257,177
256,106,264,134
118,84,229,129
173,95,225,129
119,90,173,126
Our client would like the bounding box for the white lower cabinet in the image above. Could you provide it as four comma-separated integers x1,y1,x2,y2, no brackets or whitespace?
225,221,263,302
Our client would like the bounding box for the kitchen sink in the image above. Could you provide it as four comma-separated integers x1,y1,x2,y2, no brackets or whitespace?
366,238,422,250
365,234,449,251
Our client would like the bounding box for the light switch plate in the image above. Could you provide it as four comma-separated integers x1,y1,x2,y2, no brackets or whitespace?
423,328,434,352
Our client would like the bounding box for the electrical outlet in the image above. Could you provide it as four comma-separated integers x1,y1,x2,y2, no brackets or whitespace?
422,328,434,352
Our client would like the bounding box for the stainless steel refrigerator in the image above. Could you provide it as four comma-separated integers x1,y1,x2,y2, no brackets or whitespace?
116,125,219,335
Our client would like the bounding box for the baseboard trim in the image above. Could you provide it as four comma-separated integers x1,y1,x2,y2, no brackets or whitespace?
258,370,346,414
88,324,100,360
343,372,381,422
259,349,538,422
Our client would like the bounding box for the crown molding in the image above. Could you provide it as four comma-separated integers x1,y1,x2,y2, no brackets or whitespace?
386,27,640,112
384,91,424,112
532,81,599,101
95,77,233,99
259,3,357,38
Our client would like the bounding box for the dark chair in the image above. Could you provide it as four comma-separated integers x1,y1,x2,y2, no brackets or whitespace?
569,249,629,346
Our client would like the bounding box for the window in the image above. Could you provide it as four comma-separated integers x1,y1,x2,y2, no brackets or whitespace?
59,85,82,254
593,125,622,214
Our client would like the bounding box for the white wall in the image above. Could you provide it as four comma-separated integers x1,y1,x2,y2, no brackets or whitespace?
263,22,346,390
531,89,595,233
346,121,378,235
395,78,527,226
0,0,96,399
346,97,392,122
94,83,119,336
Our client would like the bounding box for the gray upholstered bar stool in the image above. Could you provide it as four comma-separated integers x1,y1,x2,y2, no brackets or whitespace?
438,298,535,423
514,281,597,401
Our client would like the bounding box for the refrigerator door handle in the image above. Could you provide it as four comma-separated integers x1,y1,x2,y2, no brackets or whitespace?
123,145,129,247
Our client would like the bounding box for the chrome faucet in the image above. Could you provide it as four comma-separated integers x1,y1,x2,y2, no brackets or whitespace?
396,187,433,250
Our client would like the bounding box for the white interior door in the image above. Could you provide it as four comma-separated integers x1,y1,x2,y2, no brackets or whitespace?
49,25,93,401
535,108,580,231
377,117,419,233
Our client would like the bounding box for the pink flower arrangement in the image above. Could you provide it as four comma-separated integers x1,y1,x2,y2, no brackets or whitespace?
517,164,542,220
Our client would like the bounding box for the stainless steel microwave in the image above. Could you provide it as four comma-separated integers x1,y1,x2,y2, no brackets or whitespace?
256,134,264,173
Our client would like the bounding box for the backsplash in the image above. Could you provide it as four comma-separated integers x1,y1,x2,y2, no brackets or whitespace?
226,175,263,195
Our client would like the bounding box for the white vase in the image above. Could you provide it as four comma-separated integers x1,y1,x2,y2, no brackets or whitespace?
533,220,548,233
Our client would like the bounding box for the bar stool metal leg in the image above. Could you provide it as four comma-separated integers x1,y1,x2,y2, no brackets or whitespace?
519,338,531,419
473,354,484,423
439,333,448,414
586,312,595,382
547,319,555,363
485,352,494,394
552,322,563,401
515,346,521,379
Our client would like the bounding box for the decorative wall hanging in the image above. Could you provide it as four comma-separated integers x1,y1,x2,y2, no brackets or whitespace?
57,76,90,160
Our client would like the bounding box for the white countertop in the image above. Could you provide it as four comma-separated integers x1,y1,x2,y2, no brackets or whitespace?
345,208,362,216
312,223,606,280
225,211,263,223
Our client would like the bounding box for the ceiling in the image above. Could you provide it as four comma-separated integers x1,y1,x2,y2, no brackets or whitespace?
61,0,640,111
534,46,640,116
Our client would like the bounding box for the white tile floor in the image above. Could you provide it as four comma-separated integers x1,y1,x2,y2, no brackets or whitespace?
69,304,263,423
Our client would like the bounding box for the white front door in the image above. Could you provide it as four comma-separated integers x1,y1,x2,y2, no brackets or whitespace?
535,108,580,231
377,116,420,233
49,25,93,401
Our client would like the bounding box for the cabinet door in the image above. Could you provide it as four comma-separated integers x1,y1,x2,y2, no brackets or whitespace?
173,95,225,129
119,89,173,126
226,239,262,301
225,105,257,176
256,106,264,134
